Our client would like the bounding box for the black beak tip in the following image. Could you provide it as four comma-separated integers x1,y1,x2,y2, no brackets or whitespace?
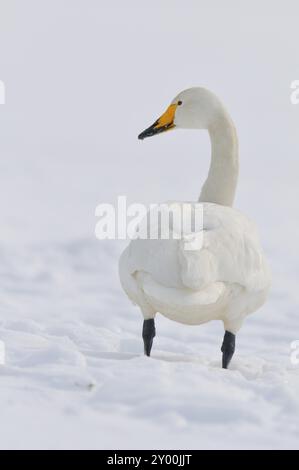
138,121,174,140
138,127,153,140
138,122,159,140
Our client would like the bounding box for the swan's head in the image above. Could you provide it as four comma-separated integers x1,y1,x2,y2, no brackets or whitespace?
138,87,223,140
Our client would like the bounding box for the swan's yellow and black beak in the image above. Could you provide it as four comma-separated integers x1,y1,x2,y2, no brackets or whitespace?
138,103,177,140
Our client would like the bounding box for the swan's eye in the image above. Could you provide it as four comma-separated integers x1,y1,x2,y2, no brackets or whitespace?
178,100,182,106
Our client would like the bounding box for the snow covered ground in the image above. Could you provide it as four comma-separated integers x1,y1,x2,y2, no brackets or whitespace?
0,237,299,450
0,1,299,450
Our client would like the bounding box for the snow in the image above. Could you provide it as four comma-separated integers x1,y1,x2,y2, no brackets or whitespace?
0,237,298,449
0,0,299,450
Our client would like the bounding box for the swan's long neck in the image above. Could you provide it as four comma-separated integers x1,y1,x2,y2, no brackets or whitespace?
199,110,239,207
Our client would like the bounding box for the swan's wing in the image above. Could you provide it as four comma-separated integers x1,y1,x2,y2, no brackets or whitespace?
178,203,271,292
123,202,270,294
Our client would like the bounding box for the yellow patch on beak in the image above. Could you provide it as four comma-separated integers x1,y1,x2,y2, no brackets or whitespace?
154,103,178,129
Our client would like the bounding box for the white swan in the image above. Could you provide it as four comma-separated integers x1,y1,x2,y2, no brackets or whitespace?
119,87,271,368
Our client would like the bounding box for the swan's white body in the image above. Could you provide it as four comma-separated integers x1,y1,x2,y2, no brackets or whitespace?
119,88,271,335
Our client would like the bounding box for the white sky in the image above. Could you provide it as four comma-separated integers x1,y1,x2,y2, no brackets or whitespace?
0,1,298,243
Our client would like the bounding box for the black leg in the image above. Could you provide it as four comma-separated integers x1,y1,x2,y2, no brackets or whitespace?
221,331,236,369
142,319,156,356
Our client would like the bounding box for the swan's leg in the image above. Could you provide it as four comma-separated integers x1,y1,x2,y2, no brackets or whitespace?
221,331,235,369
142,319,156,356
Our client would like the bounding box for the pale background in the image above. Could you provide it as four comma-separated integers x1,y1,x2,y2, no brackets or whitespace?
0,0,298,450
